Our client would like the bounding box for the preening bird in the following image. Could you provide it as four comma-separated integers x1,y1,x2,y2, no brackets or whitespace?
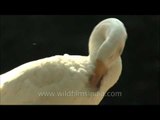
0,18,127,105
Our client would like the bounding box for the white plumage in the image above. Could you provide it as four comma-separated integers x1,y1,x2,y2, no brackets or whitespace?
0,18,127,105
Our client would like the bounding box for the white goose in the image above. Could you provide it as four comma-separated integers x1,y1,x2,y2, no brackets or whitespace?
0,18,127,105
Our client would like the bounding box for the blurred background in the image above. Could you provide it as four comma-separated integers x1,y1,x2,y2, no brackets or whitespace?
0,15,159,105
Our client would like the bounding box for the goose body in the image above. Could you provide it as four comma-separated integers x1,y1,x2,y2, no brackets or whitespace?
0,18,127,105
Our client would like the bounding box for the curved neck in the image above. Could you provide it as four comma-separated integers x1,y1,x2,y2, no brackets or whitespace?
88,18,127,67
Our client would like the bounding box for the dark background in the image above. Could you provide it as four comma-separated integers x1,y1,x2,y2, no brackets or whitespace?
0,15,159,105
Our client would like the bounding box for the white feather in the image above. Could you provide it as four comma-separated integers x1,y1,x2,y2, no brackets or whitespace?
0,18,127,105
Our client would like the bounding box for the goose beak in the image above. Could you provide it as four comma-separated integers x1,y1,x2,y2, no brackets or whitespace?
89,59,107,91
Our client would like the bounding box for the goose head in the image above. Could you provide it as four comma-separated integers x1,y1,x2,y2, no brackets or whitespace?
88,18,127,90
